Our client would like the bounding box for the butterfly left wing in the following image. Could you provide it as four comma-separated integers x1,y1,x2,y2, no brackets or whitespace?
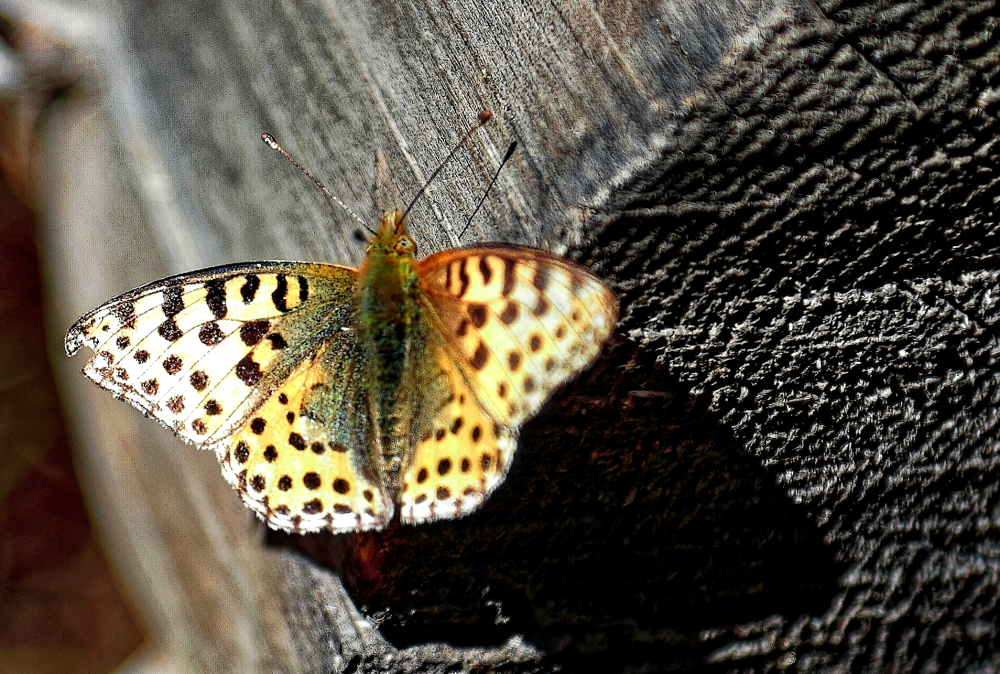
65,262,393,533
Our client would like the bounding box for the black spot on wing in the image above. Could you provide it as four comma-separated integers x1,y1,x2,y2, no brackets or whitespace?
204,279,227,318
532,267,549,292
234,442,250,463
163,355,183,374
478,257,492,285
500,303,518,325
158,319,182,342
190,371,208,391
502,258,516,296
457,259,470,297
236,355,262,385
162,286,184,317
470,342,489,370
199,322,224,345
240,320,269,346
241,274,260,303
111,301,137,329
272,275,289,312
468,303,487,328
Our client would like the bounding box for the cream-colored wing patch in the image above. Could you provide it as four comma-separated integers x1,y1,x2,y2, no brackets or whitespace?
418,246,618,426
398,345,517,525
219,353,391,534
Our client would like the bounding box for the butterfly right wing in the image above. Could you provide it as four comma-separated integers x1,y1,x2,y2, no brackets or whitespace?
65,262,392,534
396,246,617,525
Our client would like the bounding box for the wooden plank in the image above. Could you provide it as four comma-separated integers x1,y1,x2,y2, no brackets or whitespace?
20,0,1000,671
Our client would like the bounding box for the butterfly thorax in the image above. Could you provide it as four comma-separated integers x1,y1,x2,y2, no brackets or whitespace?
356,210,427,485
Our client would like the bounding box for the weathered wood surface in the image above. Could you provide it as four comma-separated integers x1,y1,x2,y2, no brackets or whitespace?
8,0,1000,670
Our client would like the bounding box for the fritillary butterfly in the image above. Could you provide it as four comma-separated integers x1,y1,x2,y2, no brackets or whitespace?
66,190,617,535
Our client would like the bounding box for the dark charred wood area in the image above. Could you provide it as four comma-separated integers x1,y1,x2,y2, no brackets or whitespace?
295,1,1000,671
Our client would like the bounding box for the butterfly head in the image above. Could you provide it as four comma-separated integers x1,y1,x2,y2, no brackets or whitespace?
366,209,418,261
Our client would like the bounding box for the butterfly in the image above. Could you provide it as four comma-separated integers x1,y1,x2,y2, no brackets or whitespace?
65,205,617,535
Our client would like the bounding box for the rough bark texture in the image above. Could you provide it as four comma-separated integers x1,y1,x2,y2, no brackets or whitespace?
7,0,999,671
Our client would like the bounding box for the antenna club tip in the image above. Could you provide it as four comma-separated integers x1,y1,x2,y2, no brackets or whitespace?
478,110,493,124
261,132,278,148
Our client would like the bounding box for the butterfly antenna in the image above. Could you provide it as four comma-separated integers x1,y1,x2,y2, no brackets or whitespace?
399,110,493,224
458,141,517,240
261,133,374,235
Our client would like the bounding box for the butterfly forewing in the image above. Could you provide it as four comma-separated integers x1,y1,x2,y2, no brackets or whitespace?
417,246,618,427
67,264,319,437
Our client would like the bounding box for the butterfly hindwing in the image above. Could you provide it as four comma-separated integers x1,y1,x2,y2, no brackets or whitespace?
417,246,619,427
65,261,392,532
221,339,392,533
397,335,518,524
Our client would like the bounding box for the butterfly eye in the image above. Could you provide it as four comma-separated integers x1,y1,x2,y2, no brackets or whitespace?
394,236,417,256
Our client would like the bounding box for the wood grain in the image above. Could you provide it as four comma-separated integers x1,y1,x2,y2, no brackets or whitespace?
14,0,1000,671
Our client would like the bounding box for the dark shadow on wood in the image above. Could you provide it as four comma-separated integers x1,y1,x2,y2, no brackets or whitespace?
271,337,848,671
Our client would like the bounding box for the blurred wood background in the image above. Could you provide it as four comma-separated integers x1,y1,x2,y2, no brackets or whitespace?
1,0,999,672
